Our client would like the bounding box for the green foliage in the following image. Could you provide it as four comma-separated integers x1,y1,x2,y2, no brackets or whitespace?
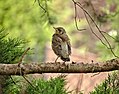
95,0,119,61
3,76,22,94
0,28,25,64
0,28,27,93
0,0,54,62
95,31,119,61
0,1,73,94
90,72,119,94
26,75,69,94
0,0,76,61
3,75,70,94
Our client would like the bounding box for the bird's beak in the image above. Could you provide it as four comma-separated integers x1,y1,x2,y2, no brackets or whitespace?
53,27,56,30
53,27,57,33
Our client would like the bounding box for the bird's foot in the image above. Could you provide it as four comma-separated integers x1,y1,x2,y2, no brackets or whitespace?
62,61,66,66
55,62,61,64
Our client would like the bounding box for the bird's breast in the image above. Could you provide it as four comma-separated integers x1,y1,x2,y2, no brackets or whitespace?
61,42,69,56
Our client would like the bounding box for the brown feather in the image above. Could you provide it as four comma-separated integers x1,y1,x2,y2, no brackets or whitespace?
52,27,71,62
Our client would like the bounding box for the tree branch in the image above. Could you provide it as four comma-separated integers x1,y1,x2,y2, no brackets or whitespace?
0,58,119,75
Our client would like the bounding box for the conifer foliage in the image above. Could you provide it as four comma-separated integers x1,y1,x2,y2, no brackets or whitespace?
27,75,69,94
90,72,119,94
0,28,25,64
0,28,26,94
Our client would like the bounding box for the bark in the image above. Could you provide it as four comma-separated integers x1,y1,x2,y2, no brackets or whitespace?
0,58,119,75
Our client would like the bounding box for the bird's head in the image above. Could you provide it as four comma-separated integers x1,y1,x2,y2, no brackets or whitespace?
53,27,66,35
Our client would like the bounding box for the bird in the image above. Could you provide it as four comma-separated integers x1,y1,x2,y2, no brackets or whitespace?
52,27,71,63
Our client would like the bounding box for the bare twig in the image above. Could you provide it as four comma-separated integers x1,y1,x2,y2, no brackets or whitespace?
102,31,116,40
10,76,16,85
22,75,41,93
17,47,30,85
22,75,35,88
72,1,86,31
18,47,30,66
71,0,118,58
37,0,47,12
84,11,108,48
77,2,118,57
44,0,50,21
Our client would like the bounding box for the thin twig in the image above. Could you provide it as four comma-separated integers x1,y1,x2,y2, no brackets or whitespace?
15,47,30,75
71,0,118,58
10,76,16,85
102,31,116,40
84,11,108,48
37,0,47,12
72,1,86,31
36,0,50,24
77,2,118,57
22,75,35,88
72,0,110,47
18,47,30,66
45,0,50,21
22,75,42,93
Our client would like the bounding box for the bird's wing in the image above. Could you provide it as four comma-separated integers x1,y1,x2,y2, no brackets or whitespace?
61,34,71,55
52,34,62,56
67,40,71,55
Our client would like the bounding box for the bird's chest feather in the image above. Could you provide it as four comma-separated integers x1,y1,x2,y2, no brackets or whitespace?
61,42,68,55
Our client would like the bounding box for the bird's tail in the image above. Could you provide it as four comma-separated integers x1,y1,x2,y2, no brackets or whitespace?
61,56,70,61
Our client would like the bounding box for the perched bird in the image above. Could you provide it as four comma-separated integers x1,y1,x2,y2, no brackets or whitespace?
52,27,71,62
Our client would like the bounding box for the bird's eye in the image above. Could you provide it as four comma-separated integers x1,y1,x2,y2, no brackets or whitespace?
58,29,61,32
58,29,63,34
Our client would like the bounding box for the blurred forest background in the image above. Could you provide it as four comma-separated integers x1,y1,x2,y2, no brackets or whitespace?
0,0,119,94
